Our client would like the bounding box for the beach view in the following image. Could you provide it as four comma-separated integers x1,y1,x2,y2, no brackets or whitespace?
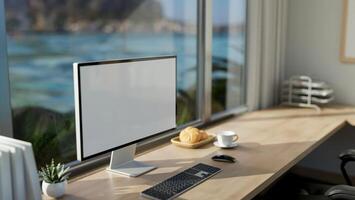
5,0,245,167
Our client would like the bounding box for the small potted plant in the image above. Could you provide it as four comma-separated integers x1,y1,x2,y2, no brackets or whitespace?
39,159,70,198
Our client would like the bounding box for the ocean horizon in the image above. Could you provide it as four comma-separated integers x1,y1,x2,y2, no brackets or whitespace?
7,32,244,113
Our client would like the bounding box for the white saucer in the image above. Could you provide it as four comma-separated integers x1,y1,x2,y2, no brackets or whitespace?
213,141,238,149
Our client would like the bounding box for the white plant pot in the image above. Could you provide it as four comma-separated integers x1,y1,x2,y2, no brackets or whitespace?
42,180,67,198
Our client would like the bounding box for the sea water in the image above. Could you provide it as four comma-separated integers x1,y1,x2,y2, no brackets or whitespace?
7,32,244,113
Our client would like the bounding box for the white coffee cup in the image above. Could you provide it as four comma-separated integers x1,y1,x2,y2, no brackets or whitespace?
217,131,238,146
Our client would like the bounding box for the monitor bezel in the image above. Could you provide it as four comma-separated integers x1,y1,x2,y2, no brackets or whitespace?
74,55,177,161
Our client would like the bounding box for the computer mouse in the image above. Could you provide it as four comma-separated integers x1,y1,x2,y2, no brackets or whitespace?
211,154,236,163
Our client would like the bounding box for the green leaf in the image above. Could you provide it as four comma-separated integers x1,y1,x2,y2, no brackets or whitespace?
38,159,70,184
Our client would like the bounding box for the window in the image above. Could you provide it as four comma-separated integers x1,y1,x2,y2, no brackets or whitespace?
5,0,198,166
211,0,247,114
1,0,247,168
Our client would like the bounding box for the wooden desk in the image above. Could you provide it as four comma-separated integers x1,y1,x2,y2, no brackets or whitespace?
61,106,355,200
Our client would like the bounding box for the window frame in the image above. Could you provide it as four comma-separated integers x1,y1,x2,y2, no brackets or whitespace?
209,0,249,119
0,1,13,138
0,0,249,172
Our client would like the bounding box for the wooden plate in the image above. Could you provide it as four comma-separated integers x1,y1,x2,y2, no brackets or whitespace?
170,135,215,149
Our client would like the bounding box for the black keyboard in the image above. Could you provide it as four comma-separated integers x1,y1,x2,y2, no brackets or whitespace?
141,163,221,200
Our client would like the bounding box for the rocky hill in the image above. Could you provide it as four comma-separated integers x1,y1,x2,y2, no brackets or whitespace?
5,0,164,33
12,106,76,167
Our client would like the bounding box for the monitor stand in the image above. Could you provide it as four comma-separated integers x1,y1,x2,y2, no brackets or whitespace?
106,144,156,177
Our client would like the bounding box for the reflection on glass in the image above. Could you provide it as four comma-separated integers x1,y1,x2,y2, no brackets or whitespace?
5,0,198,166
211,0,246,114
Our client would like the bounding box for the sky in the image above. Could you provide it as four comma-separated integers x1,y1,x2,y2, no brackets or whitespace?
160,0,246,25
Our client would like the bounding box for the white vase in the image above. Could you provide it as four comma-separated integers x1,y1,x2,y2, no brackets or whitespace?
42,180,67,198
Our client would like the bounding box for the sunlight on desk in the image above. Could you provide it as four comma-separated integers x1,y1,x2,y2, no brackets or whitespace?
59,106,355,200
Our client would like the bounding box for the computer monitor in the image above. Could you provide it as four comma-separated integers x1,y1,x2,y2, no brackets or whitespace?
73,56,176,177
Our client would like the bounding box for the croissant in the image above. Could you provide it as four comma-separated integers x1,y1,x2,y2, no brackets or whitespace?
199,130,209,140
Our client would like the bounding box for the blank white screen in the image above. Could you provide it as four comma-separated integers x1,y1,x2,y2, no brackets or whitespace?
79,58,176,158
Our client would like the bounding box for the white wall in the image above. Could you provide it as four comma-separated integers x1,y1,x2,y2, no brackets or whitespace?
285,0,355,105
285,0,355,184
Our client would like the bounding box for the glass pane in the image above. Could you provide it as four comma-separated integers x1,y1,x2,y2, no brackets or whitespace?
211,0,246,114
5,0,198,166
